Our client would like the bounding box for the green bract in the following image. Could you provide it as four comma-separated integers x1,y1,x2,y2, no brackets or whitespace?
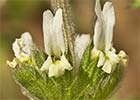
7,0,128,100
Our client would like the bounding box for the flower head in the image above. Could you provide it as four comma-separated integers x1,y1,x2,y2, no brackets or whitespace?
7,1,128,99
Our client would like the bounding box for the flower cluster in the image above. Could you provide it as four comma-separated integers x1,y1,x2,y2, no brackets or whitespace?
7,0,128,99
8,0,127,77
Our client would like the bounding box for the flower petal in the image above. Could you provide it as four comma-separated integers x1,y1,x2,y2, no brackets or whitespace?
102,51,119,73
97,51,105,67
95,0,102,18
94,1,115,51
53,8,65,55
21,32,33,46
102,60,112,73
106,51,119,64
12,32,33,59
103,2,115,50
48,62,65,77
74,34,91,72
46,54,72,77
74,34,91,65
61,54,72,71
40,56,52,72
21,32,33,55
94,18,105,50
94,0,105,50
12,39,21,58
43,10,53,55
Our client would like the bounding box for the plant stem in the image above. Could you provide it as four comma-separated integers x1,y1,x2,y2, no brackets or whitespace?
51,0,75,65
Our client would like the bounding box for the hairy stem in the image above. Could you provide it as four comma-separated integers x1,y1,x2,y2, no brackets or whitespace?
51,0,75,65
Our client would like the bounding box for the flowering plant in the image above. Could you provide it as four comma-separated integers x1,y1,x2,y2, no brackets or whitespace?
7,0,128,100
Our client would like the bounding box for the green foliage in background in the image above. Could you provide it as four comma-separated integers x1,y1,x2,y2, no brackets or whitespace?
131,0,140,8
0,33,13,56
2,0,47,22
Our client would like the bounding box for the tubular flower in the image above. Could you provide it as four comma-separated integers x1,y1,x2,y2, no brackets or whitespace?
40,8,72,77
91,0,127,73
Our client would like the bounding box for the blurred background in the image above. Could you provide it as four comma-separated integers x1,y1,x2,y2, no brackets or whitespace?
0,0,139,100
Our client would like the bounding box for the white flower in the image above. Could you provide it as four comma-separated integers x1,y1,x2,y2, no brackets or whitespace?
12,32,33,59
92,0,119,73
41,55,72,77
7,32,33,68
40,8,72,77
74,34,91,72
